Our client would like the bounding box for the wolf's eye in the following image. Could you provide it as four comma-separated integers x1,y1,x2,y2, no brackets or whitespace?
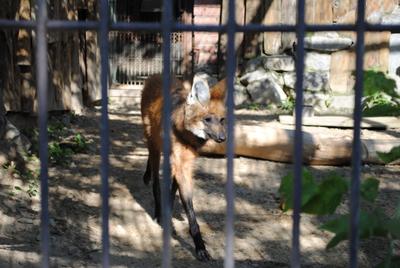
220,118,225,124
203,116,212,123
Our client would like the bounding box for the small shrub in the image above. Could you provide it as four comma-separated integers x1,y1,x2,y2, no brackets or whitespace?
279,97,295,113
279,165,400,266
361,70,400,117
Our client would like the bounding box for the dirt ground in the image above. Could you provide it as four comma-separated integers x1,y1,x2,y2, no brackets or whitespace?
0,107,399,267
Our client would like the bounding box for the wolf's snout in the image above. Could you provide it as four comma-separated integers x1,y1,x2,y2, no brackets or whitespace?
216,133,226,143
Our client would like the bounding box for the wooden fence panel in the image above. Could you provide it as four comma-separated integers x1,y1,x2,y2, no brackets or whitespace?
281,0,296,52
262,0,282,55
305,0,333,24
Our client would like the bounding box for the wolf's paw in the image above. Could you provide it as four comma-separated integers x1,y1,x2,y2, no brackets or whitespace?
196,248,211,261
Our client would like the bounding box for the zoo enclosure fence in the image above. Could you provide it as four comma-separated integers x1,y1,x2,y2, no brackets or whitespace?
1,0,400,267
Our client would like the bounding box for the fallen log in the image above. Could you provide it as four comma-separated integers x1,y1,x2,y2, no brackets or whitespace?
200,123,400,166
279,115,400,129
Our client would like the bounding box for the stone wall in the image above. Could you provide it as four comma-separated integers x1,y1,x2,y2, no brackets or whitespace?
232,1,400,114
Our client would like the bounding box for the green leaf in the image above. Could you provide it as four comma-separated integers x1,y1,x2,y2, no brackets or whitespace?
363,103,400,117
363,70,399,98
377,146,400,164
14,186,22,191
321,210,389,249
360,177,380,203
302,173,348,215
278,169,318,212
320,214,349,249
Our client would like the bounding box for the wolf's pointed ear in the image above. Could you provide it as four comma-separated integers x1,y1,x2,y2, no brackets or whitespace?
186,80,210,106
210,79,226,100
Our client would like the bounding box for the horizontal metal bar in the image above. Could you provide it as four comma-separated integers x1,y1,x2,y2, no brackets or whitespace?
109,22,161,31
366,23,400,32
174,23,226,32
1,19,399,33
0,19,36,29
47,20,99,30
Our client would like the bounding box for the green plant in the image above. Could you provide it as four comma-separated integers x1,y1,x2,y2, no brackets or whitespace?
47,122,68,139
48,142,73,165
377,146,400,164
25,169,39,197
2,161,39,197
73,133,88,152
279,97,295,113
246,102,268,111
361,70,400,117
279,165,400,267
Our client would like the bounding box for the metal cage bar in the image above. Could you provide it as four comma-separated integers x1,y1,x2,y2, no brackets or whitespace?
292,0,306,267
1,0,399,267
224,1,236,267
99,0,111,266
161,0,173,267
36,0,49,267
350,1,366,267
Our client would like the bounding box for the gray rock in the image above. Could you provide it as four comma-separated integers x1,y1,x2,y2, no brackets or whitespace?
325,95,355,115
263,55,295,72
304,34,354,52
4,121,31,154
303,92,332,113
234,83,250,107
240,68,284,86
246,73,287,105
243,56,267,73
240,68,268,85
283,71,330,92
383,7,400,79
382,6,400,25
305,52,331,72
388,33,400,76
367,11,383,24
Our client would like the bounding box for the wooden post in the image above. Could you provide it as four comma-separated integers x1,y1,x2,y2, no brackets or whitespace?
243,0,264,59
305,0,333,24
220,0,245,73
69,0,84,113
181,0,194,81
85,0,101,103
17,0,34,112
281,0,296,53
263,0,282,55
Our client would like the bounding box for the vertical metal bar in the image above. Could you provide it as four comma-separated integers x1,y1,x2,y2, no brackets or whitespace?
292,0,306,267
36,0,49,267
99,0,110,267
350,0,365,267
224,0,236,267
161,0,173,267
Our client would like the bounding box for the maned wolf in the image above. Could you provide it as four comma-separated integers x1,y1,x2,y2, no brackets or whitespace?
141,74,226,261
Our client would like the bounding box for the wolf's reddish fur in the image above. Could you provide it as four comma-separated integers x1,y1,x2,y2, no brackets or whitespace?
141,74,226,261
